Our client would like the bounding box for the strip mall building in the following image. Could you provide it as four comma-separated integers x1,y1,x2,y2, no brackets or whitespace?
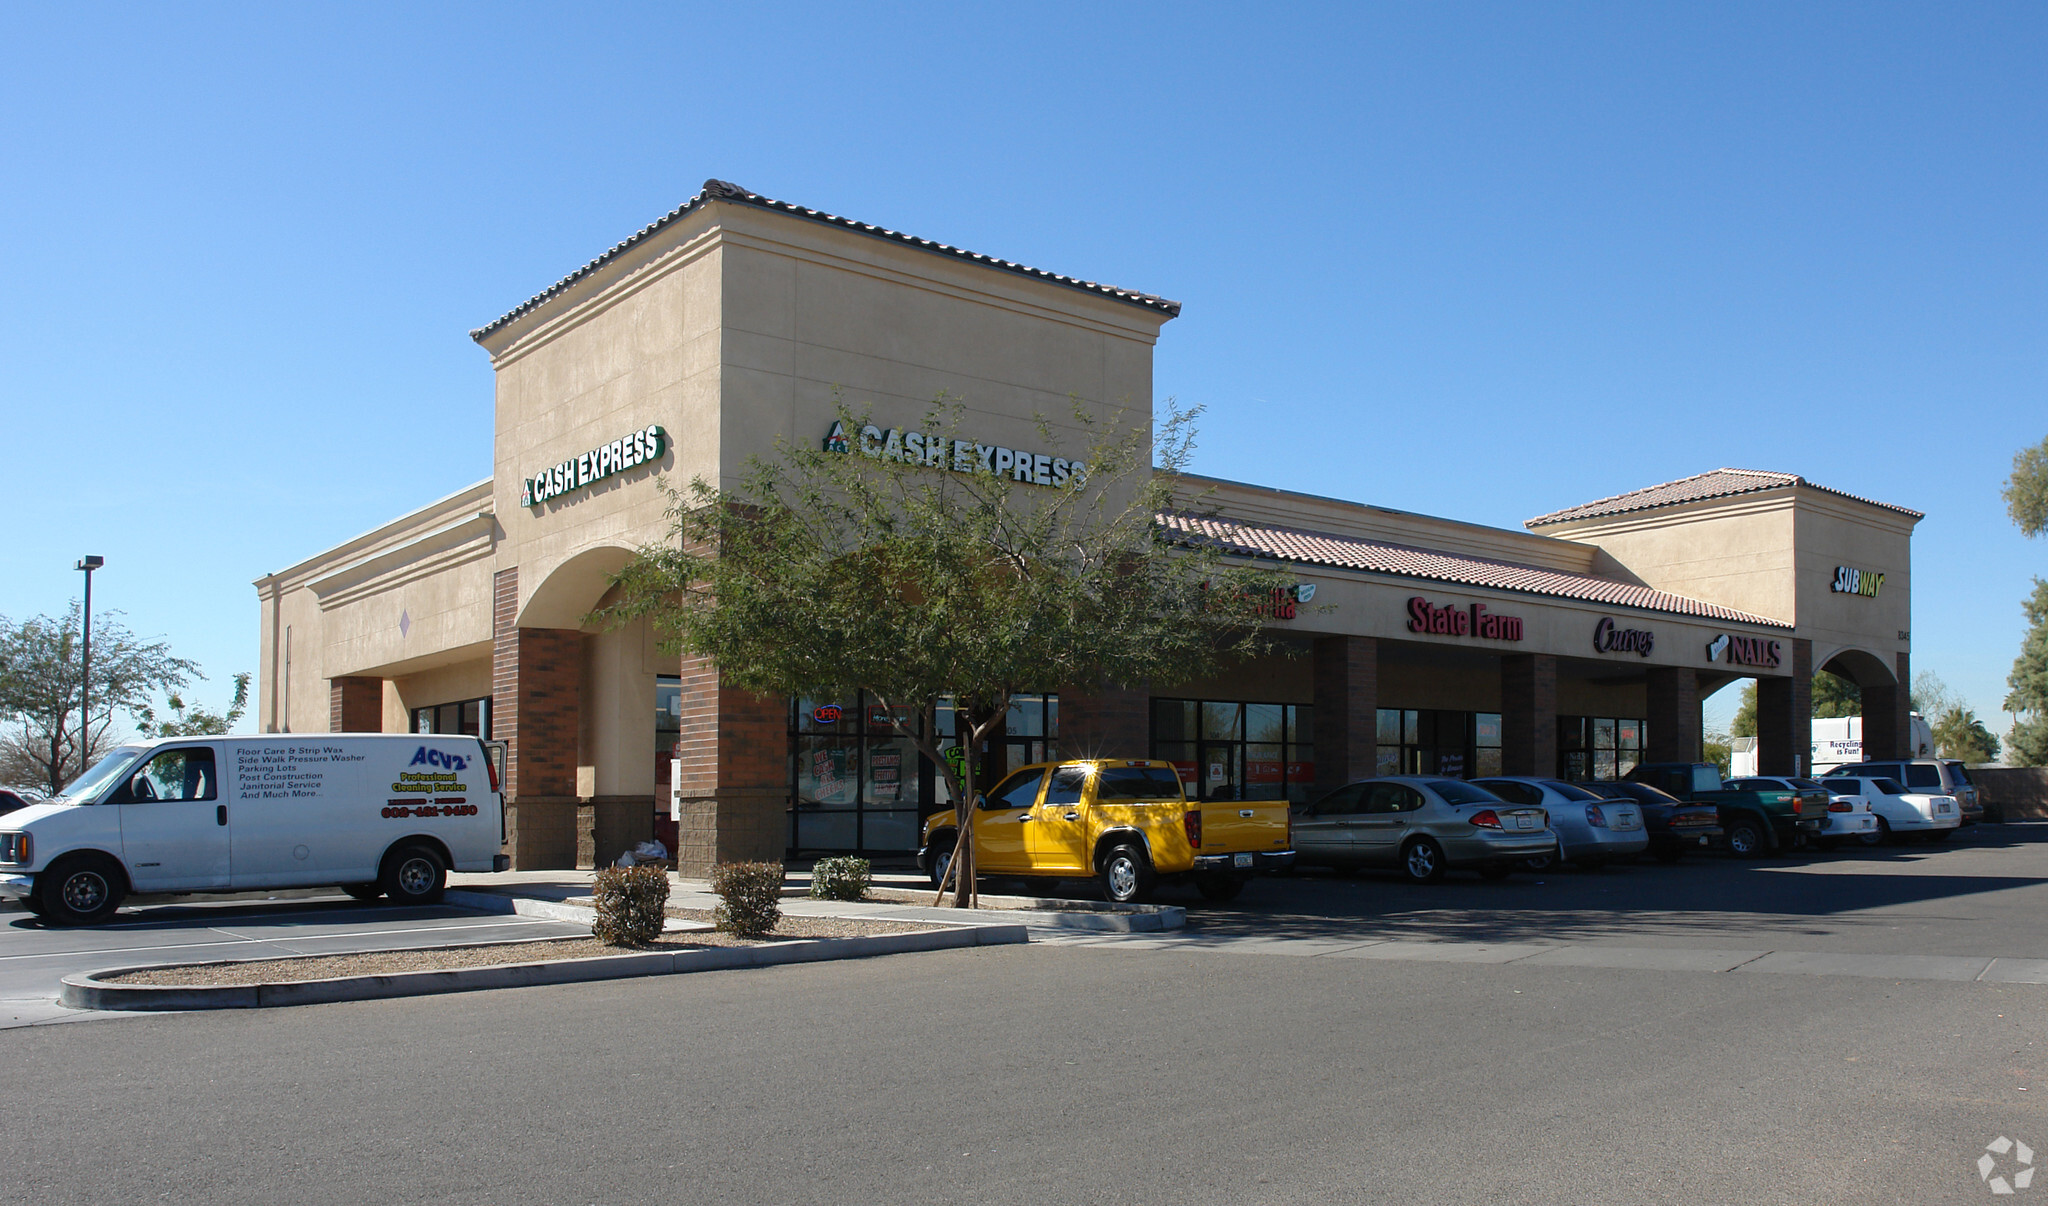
254,180,1922,875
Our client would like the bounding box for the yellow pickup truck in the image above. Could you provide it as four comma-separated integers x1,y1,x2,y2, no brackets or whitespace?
917,759,1295,903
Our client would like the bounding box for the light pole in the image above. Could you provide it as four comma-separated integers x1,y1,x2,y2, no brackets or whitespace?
75,556,103,779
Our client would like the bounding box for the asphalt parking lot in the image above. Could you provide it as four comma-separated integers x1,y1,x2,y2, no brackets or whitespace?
0,894,590,1026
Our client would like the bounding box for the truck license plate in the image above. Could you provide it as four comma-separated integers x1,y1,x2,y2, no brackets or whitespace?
1234,853,1253,868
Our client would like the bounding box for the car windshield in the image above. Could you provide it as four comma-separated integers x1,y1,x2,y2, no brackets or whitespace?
1429,780,1504,805
1874,778,1908,795
1619,781,1681,804
1944,761,1974,785
58,745,147,802
1094,766,1184,800
1788,778,1825,791
1542,780,1602,801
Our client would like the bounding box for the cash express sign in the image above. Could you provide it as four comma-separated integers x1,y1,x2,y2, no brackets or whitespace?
523,425,666,508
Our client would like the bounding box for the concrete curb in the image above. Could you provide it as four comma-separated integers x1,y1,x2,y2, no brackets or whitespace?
59,923,1028,1012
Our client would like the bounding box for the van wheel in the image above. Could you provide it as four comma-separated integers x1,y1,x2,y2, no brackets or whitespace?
1098,843,1155,904
1401,837,1447,884
1196,874,1246,902
381,845,446,905
39,854,126,926
342,883,383,901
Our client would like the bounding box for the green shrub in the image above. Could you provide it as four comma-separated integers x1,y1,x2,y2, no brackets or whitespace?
809,856,871,901
710,861,785,938
591,863,671,946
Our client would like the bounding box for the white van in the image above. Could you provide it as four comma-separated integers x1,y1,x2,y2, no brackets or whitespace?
0,734,509,925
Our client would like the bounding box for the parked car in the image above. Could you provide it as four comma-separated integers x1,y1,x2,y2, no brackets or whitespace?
1471,777,1648,870
918,759,1294,903
1583,780,1722,862
1727,776,1880,849
0,789,40,817
1625,762,1829,856
1289,777,1555,883
1829,759,1982,826
1818,775,1962,843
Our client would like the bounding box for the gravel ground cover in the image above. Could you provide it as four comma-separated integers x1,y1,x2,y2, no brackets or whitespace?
104,914,944,987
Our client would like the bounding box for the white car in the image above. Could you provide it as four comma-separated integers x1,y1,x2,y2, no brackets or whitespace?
1729,776,1880,849
1818,776,1961,844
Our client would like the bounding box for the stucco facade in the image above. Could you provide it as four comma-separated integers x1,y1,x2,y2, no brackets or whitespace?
254,180,1920,873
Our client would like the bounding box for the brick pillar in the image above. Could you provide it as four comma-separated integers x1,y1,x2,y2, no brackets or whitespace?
329,676,382,733
1757,638,1814,775
491,567,583,869
1312,636,1377,797
1501,654,1558,777
671,652,787,878
1057,685,1150,761
1860,650,1911,761
1644,667,1701,764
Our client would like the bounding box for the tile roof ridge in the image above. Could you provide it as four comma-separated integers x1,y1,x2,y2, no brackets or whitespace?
472,178,1180,343
1161,510,1568,577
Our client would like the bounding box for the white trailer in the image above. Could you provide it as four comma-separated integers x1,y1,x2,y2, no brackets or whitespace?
1729,713,1935,777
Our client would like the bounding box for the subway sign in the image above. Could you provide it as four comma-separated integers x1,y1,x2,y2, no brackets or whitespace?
824,421,1087,489
1831,565,1885,598
522,425,666,508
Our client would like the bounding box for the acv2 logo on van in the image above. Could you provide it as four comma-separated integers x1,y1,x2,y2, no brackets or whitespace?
409,747,469,771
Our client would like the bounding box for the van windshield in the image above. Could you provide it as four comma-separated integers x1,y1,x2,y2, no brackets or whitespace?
58,746,147,802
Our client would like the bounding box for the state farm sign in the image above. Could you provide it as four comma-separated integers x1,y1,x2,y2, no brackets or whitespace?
1407,596,1523,642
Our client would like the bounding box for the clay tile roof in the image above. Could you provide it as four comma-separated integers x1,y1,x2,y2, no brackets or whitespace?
1159,512,1790,628
472,179,1181,342
1524,468,1923,527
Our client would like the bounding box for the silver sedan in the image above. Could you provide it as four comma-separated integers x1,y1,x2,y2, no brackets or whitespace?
1472,777,1648,869
1289,776,1557,883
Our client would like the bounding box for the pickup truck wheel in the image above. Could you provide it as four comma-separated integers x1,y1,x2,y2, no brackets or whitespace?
926,835,956,890
1196,875,1246,902
1400,837,1447,884
1724,817,1767,858
39,854,127,926
1098,844,1154,904
380,844,445,905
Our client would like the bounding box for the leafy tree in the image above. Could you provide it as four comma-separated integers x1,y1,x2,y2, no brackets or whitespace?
1811,670,1860,718
1729,682,1757,739
2006,578,2048,766
0,604,200,795
2006,433,2048,538
135,672,250,738
1931,705,2000,764
1910,671,1961,719
597,398,1288,906
1702,731,1733,777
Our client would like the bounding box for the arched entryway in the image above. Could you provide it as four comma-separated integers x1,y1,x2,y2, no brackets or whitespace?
1816,645,1913,764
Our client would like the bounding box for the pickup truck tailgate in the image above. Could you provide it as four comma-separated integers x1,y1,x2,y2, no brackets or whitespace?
1199,800,1293,853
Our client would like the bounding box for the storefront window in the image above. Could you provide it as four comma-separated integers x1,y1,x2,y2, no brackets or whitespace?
787,692,1055,854
1376,708,1493,780
1151,698,1316,802
1557,715,1647,782
655,676,680,791
410,697,491,738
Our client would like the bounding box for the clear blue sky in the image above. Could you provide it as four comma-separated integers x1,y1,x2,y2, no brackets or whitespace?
3,3,2043,741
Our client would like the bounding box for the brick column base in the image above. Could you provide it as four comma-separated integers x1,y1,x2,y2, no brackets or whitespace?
579,796,657,869
505,796,578,870
1501,654,1559,777
1758,639,1815,775
674,789,787,877
1312,636,1378,797
1645,667,1701,764
329,676,382,733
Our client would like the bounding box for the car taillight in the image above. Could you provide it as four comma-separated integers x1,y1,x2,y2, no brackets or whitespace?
1585,804,1607,828
1469,809,1503,830
1828,800,1852,813
1184,809,1202,848
485,755,500,794
1791,797,1802,814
